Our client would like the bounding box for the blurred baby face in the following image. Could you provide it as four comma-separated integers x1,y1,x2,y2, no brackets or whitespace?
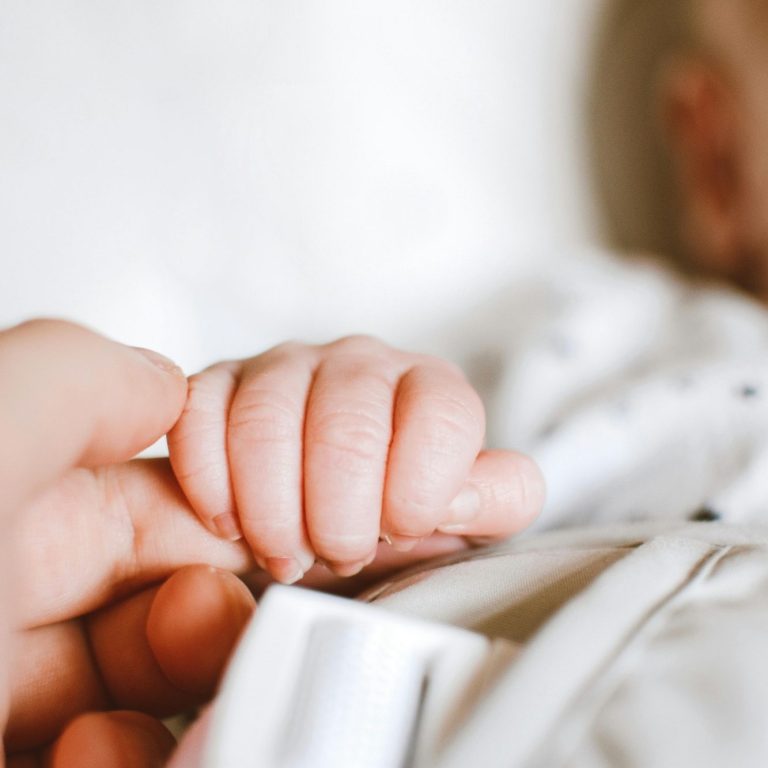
676,0,768,294
708,2,768,256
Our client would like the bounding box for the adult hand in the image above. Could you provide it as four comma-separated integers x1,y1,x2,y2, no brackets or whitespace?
0,320,254,767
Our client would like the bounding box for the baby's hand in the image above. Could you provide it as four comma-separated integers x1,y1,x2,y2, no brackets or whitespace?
168,337,544,584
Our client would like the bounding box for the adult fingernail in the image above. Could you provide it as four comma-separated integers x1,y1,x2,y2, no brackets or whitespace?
266,557,305,585
385,534,423,552
131,346,185,377
212,512,243,542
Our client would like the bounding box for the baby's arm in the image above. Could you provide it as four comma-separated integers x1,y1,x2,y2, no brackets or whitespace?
167,336,544,584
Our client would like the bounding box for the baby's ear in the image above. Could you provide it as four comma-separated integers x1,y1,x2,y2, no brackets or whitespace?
660,56,746,277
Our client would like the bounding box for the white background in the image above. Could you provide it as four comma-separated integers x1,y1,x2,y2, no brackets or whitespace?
1,1,604,372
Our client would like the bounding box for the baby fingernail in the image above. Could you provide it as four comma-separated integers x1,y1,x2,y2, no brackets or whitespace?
266,557,305,585
386,535,423,553
445,485,481,525
330,559,367,577
297,549,316,575
363,549,377,566
212,513,243,542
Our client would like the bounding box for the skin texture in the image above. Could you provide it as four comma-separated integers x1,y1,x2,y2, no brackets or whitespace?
0,320,545,766
167,336,545,584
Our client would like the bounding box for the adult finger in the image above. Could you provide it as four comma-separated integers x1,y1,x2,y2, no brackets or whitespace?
6,567,255,751
304,337,397,573
146,566,255,699
4,623,108,752
227,344,317,584
381,359,485,548
49,711,175,768
15,459,252,629
0,319,187,513
88,566,255,716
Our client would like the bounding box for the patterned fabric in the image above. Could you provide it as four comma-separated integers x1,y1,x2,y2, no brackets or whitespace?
467,250,768,529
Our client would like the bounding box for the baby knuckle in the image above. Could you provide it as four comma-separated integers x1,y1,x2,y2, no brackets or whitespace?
328,334,388,355
422,354,468,380
311,411,390,471
229,390,300,443
267,340,306,359
440,382,484,422
170,457,217,485
15,317,78,337
421,395,484,445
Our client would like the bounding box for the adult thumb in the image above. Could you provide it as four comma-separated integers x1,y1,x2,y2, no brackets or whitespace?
0,319,187,512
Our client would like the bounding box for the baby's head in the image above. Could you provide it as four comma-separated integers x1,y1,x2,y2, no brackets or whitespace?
591,0,768,298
